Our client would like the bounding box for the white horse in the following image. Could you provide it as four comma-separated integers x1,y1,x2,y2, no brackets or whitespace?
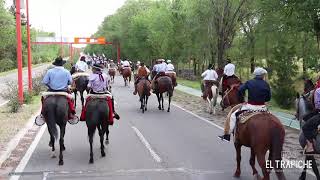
207,84,218,114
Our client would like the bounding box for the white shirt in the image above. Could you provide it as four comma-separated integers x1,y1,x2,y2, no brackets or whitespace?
166,63,174,71
75,61,88,72
201,69,218,81
224,63,235,76
156,62,167,72
122,61,130,67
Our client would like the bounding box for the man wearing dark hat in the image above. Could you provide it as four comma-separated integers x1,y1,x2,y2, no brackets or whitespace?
201,64,219,99
41,57,76,120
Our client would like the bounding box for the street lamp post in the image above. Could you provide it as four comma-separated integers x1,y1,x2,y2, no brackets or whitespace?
26,0,32,93
15,0,24,103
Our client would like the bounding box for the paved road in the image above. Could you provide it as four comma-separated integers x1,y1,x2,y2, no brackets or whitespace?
0,64,50,105
11,76,315,180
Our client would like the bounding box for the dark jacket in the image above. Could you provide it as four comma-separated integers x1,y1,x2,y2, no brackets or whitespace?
238,77,271,105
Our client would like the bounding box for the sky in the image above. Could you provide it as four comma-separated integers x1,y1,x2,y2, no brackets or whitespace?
6,0,126,39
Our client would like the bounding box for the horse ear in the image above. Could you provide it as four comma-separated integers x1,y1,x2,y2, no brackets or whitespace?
296,92,300,99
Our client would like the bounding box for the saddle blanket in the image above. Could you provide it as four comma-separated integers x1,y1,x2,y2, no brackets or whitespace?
237,110,270,124
41,92,73,99
80,95,114,125
165,71,176,75
72,72,90,79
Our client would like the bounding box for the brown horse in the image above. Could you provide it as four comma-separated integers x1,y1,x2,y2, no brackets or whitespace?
137,78,151,113
230,107,286,180
220,83,243,110
122,68,132,86
154,76,173,112
165,72,177,88
108,68,116,83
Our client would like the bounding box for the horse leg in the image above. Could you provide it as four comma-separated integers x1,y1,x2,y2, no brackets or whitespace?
58,124,66,166
88,127,94,164
49,134,56,158
309,155,320,179
257,152,270,180
161,93,164,111
250,149,258,176
141,96,145,113
74,91,77,108
98,125,106,157
299,157,307,180
80,91,85,107
105,125,109,145
234,142,241,177
145,96,148,111
156,93,161,110
167,93,171,112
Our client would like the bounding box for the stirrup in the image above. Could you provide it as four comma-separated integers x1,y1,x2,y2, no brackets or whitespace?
35,114,45,126
68,116,79,125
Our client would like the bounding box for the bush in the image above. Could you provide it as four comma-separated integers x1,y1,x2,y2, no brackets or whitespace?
0,81,22,113
23,91,33,104
32,72,47,95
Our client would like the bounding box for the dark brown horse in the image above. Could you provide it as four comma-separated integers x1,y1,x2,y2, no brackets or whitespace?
137,78,151,113
108,68,116,83
122,68,132,86
220,83,243,110
154,76,173,112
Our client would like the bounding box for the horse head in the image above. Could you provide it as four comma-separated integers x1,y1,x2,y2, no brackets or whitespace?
295,92,314,122
221,83,241,109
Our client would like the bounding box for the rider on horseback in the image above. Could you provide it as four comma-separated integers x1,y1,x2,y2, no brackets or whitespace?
152,59,167,92
75,56,88,72
36,57,77,123
201,64,218,100
302,78,320,154
219,67,271,142
165,60,177,87
83,64,120,120
221,59,238,95
133,62,150,95
166,60,174,71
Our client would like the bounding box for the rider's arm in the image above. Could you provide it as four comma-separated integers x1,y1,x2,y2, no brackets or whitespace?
265,84,271,102
42,71,50,87
238,82,248,99
201,70,207,77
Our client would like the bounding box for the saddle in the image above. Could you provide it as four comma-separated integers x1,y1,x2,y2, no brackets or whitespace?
42,92,73,99
236,109,270,124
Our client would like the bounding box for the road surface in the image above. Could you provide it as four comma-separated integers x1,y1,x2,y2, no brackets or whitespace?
0,64,50,105
10,75,316,180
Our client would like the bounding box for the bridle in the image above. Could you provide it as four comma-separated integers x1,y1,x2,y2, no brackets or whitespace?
221,83,240,108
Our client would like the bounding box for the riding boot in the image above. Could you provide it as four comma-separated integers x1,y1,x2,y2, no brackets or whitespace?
112,98,120,120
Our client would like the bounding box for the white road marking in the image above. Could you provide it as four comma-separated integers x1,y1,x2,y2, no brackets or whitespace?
10,124,47,180
131,126,162,163
42,172,49,180
172,103,316,177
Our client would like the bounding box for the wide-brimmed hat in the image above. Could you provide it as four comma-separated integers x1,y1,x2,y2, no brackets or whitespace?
167,59,172,63
253,67,268,76
157,59,165,62
92,64,103,71
52,57,66,66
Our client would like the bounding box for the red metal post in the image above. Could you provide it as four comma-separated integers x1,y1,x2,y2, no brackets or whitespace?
117,43,120,64
15,0,24,103
26,0,32,92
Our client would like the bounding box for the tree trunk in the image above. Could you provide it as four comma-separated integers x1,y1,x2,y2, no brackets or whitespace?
250,39,255,73
217,37,225,69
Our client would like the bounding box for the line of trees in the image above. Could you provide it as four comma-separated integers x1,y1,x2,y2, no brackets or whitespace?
86,0,320,109
0,0,60,72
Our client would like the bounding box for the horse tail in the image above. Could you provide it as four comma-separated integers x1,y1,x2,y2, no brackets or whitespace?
270,122,285,170
46,105,58,139
211,85,218,106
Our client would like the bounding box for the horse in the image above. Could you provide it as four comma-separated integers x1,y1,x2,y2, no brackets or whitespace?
122,68,132,86
42,95,68,165
73,75,89,107
154,76,173,112
220,83,243,110
137,78,151,113
203,81,219,114
85,98,110,164
108,68,116,84
295,93,320,180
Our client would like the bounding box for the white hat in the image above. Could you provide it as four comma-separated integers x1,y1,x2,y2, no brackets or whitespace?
253,67,268,76
137,61,141,64
167,60,172,63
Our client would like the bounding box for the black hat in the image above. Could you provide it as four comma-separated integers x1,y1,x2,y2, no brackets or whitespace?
52,57,66,66
208,64,213,69
92,64,103,71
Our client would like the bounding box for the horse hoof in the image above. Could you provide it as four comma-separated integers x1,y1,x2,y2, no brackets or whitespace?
234,170,241,178
58,160,64,166
62,145,66,151
101,151,106,157
105,140,109,145
299,173,306,180
49,141,53,147
158,107,161,110
167,109,170,112
89,159,94,164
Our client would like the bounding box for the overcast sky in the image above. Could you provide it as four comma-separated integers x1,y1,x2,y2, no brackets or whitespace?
6,0,126,38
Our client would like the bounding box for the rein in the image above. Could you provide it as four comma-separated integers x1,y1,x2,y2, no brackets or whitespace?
222,84,240,107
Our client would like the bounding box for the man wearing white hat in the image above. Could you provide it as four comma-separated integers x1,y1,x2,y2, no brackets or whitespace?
152,59,167,91
219,67,271,142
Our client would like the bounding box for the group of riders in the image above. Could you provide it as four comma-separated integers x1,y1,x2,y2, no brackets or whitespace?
200,58,320,156
37,54,319,156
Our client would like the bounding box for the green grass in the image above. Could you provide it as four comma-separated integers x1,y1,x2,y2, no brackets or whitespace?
0,62,50,77
177,77,201,90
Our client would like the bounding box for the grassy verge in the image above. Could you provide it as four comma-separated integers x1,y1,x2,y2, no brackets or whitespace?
177,77,201,90
177,77,295,114
0,63,50,77
0,96,41,147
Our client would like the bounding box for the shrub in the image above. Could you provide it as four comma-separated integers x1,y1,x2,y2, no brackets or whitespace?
0,81,21,113
32,72,47,95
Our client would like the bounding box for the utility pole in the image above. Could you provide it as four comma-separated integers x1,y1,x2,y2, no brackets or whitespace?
26,0,32,92
15,0,24,103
